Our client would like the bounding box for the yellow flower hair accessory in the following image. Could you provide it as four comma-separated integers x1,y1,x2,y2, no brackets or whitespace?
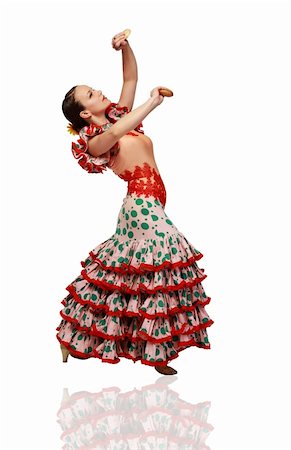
67,123,79,135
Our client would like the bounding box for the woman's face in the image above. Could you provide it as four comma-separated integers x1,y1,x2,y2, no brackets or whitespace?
74,84,111,118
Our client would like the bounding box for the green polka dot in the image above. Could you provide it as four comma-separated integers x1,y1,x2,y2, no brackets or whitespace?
158,300,164,307
136,252,141,259
122,228,126,235
141,222,149,230
77,334,83,340
146,201,153,207
171,247,177,254
91,294,97,301
131,210,137,217
166,219,173,225
151,215,158,221
125,213,129,220
128,231,134,238
135,199,143,205
131,220,137,227
141,208,149,215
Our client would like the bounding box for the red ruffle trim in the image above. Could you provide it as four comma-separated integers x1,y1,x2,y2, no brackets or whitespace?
56,281,214,364
59,424,212,446
57,306,214,342
56,329,212,366
58,407,213,441
60,282,212,320
82,251,204,274
71,124,111,174
105,102,144,134
79,268,207,295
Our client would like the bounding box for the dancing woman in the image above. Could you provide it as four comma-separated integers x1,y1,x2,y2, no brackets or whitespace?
57,29,214,375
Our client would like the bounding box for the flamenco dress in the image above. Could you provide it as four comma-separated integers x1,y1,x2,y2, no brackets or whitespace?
56,102,214,367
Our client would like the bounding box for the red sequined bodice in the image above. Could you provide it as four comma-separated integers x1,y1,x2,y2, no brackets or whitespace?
118,162,167,208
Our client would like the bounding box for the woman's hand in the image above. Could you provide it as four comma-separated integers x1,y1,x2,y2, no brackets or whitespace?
150,86,169,107
111,31,129,51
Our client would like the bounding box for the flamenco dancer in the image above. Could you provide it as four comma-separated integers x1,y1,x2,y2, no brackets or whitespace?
57,29,214,375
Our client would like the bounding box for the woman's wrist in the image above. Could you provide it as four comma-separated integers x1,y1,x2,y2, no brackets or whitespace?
147,96,159,110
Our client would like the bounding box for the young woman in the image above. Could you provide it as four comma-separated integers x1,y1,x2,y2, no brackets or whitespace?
56,30,214,375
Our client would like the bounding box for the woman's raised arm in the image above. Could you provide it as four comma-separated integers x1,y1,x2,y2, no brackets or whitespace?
88,89,164,158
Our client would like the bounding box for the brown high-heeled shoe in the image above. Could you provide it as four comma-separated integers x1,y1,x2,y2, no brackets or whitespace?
60,343,86,362
154,364,177,375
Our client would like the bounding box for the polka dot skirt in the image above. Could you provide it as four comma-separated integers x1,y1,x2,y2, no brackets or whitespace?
56,193,214,367
56,388,213,447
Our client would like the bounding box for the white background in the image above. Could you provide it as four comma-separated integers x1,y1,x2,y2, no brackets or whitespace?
0,0,290,449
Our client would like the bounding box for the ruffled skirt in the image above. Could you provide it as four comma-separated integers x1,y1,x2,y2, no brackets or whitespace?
56,193,214,366
57,388,214,447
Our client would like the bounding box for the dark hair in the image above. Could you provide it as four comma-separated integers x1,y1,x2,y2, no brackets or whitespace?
62,86,88,133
